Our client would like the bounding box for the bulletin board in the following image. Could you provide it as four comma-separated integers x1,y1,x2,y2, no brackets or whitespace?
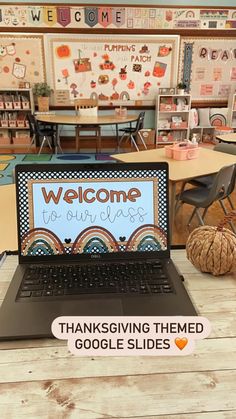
0,35,45,88
45,34,179,106
179,37,236,102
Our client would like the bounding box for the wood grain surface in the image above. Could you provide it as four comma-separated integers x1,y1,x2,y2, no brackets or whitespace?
0,251,236,418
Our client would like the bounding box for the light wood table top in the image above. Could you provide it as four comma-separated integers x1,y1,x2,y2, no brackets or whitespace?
1,250,236,417
113,147,236,241
113,147,236,182
37,113,139,126
216,132,236,144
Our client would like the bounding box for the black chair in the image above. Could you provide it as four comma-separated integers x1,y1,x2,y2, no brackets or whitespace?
177,164,236,229
27,114,62,155
183,143,236,212
118,111,146,151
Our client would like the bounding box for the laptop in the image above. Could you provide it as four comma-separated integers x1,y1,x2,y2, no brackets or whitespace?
0,162,197,340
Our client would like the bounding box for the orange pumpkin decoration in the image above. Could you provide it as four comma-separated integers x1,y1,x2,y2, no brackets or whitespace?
56,45,71,59
186,211,236,276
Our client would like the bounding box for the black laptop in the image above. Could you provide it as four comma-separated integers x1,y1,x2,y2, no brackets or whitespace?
0,162,197,340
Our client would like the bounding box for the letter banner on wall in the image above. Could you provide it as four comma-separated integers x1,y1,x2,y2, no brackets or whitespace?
0,5,236,31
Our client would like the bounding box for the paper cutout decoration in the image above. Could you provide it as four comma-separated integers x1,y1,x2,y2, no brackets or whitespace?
56,45,71,59
98,74,109,84
98,8,112,28
132,64,142,72
119,65,127,80
158,45,172,57
152,61,167,77
61,68,69,84
84,8,98,28
6,44,16,55
139,45,150,54
99,54,115,71
112,8,125,27
73,49,91,73
12,62,26,79
57,7,71,27
0,45,7,57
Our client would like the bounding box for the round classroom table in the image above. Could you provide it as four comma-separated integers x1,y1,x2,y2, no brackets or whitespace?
36,113,139,153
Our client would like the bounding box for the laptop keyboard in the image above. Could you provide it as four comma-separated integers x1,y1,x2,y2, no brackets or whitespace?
17,260,174,300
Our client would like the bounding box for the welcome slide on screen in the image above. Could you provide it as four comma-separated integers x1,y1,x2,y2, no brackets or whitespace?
30,179,156,243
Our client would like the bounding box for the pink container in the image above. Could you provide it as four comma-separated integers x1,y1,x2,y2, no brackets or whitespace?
165,145,174,158
173,145,199,160
165,143,199,160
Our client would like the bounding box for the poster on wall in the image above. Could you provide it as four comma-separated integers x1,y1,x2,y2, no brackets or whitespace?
179,37,236,102
45,34,179,106
0,35,45,88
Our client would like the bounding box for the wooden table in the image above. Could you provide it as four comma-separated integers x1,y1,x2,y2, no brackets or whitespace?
37,113,139,153
1,251,236,417
216,132,236,144
113,147,236,238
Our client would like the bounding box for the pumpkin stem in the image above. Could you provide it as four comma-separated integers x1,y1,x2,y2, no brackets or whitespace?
217,210,236,232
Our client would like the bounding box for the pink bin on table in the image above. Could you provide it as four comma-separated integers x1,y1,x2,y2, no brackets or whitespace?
173,145,199,160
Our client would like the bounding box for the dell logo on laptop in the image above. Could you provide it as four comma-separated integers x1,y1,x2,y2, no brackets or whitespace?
91,254,101,259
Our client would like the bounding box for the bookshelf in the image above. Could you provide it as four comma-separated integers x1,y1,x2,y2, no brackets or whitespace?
0,88,35,149
155,93,191,145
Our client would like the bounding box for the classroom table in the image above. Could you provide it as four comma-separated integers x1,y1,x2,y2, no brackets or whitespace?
112,147,236,239
215,132,236,144
0,251,236,417
37,113,139,153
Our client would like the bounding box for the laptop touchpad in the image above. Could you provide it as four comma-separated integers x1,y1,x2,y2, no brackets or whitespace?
60,298,123,316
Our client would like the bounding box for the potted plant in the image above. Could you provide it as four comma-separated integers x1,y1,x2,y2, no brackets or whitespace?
177,82,187,95
33,82,52,112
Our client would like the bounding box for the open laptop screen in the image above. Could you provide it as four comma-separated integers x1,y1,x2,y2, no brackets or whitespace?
16,163,169,259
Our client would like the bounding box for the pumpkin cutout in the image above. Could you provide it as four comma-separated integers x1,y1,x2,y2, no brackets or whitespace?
186,211,236,276
56,45,71,59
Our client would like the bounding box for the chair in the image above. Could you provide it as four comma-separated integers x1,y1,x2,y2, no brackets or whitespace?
184,143,236,211
118,111,147,152
75,98,101,153
177,164,236,228
27,114,60,155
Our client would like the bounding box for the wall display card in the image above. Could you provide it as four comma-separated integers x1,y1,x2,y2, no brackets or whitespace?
0,35,45,88
179,37,236,102
195,68,206,80
231,67,236,80
46,34,179,106
213,68,222,81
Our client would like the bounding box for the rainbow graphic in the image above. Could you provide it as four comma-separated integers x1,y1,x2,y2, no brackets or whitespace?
72,226,119,254
126,224,167,252
21,228,66,256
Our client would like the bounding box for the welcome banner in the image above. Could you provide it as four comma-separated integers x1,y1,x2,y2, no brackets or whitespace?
0,5,236,31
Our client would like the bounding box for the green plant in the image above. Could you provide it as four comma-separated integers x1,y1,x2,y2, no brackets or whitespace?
33,82,52,97
177,82,187,89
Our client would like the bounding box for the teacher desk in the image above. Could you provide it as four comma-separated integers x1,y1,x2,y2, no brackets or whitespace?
113,147,236,240
0,251,236,417
37,113,139,153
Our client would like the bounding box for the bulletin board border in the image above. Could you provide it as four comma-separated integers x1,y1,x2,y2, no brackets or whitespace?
0,33,46,85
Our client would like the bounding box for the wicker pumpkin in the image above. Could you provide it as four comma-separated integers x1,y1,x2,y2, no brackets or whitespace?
186,211,236,276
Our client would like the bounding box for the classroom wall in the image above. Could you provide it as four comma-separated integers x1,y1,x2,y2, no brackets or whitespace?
5,1,236,135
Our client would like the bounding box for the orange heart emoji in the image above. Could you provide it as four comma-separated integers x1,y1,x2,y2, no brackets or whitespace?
175,337,188,350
